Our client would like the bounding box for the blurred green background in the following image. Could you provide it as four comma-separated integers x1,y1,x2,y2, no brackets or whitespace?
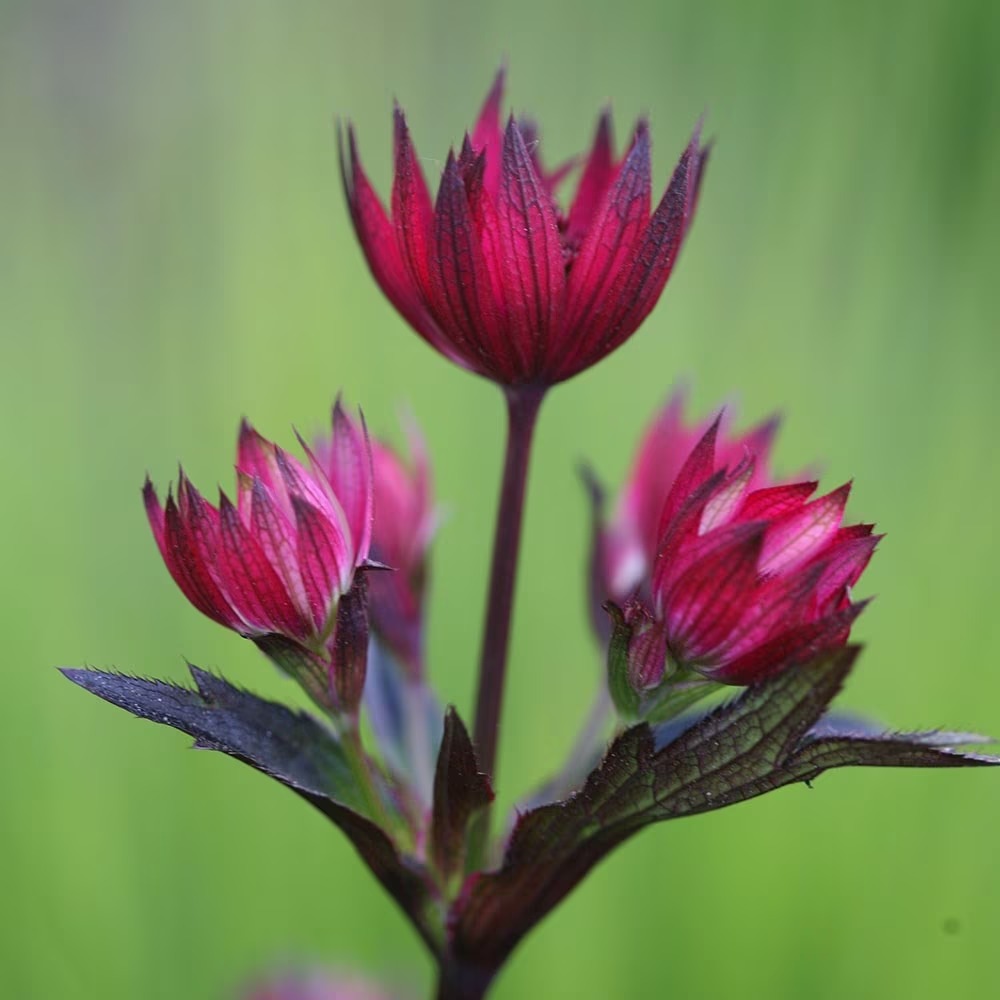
2,0,998,997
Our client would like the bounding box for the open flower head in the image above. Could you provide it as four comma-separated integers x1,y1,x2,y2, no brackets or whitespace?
143,401,373,711
341,69,710,387
596,393,878,703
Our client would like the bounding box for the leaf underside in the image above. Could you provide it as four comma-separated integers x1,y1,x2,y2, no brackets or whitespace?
61,666,440,954
448,646,999,970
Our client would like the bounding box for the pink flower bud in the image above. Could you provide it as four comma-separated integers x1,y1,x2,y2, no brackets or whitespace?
144,402,374,713
596,391,878,691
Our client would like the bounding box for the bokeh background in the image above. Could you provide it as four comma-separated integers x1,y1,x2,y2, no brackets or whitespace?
3,1,998,997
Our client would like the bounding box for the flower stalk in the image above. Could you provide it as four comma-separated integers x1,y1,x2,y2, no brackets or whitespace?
472,386,545,787
435,959,494,1000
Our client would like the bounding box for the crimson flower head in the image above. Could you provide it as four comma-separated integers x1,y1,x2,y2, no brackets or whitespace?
143,401,373,713
315,413,436,679
595,393,879,714
341,69,710,387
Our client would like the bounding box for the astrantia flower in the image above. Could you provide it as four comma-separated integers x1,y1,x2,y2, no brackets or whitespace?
595,389,782,609
143,401,373,712
340,69,710,387
596,394,879,712
316,412,436,679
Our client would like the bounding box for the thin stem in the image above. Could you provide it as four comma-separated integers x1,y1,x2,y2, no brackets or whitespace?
472,386,545,782
435,959,495,1000
340,721,393,833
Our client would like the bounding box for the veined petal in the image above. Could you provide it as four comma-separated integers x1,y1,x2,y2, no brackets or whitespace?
275,446,347,532
459,145,514,371
498,118,567,378
584,123,705,364
737,481,818,521
720,562,827,659
338,124,455,359
655,417,721,544
146,479,229,626
760,483,850,575
292,496,349,629
663,523,765,660
699,455,755,533
707,601,866,684
392,107,436,299
807,532,881,613
237,419,283,498
217,493,307,638
250,478,311,621
163,483,241,631
429,152,507,376
619,389,693,560
326,400,374,565
564,109,616,248
559,123,652,376
471,66,506,197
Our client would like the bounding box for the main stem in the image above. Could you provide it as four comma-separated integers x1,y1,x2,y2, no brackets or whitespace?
472,385,545,784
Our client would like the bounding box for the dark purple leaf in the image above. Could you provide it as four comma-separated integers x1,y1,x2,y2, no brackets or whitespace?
448,646,997,971
62,666,442,955
430,708,494,884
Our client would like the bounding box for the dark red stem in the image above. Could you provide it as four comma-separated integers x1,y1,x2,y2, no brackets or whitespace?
435,959,495,1000
472,385,545,781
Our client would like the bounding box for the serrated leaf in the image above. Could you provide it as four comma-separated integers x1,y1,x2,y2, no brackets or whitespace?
430,707,493,885
62,666,442,955
448,646,998,970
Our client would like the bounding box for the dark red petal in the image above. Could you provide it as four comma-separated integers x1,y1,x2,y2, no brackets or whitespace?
707,601,866,685
429,152,509,378
471,67,506,197
760,483,850,574
143,477,167,553
564,110,616,247
559,124,652,376
581,124,705,366
250,478,310,619
698,455,755,532
460,146,511,357
292,496,348,631
655,417,721,544
237,419,283,496
498,118,567,379
163,488,241,631
326,400,374,565
217,494,308,638
338,124,454,359
663,523,765,660
392,108,436,299
807,533,881,613
737,481,818,521
718,560,828,660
